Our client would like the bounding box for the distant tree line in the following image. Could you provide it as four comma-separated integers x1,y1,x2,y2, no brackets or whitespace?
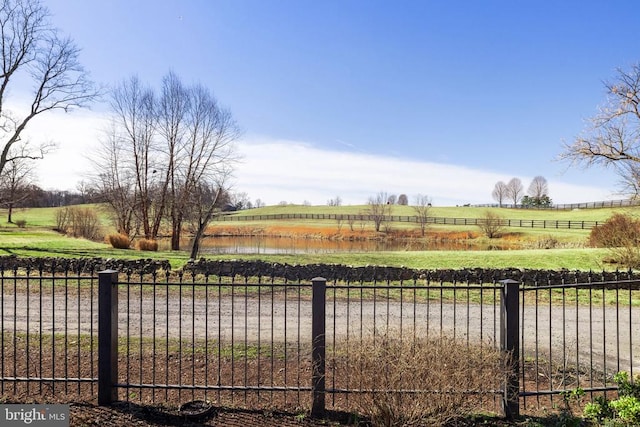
0,182,96,223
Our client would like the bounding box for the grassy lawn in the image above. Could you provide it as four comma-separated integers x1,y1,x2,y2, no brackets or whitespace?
229,203,636,221
0,204,631,271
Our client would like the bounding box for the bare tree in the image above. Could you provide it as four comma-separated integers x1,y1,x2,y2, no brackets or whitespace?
397,194,408,205
491,181,508,207
0,155,35,222
367,191,391,232
347,215,355,231
528,176,548,200
560,64,640,196
75,180,97,204
387,194,397,205
327,195,342,206
156,72,190,250
228,191,251,210
188,183,226,260
506,178,524,206
94,72,239,251
0,0,98,177
413,194,431,236
168,80,239,251
89,125,137,236
108,75,162,239
477,211,505,238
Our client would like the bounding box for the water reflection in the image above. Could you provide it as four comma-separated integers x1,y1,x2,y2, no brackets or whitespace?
189,236,507,255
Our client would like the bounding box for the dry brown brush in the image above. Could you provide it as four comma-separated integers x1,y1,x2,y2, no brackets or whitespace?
55,206,102,241
106,233,131,249
136,238,159,251
336,332,509,426
589,212,640,268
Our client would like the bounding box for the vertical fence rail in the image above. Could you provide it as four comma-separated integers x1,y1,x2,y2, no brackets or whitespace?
311,277,326,417
500,279,520,419
98,270,118,405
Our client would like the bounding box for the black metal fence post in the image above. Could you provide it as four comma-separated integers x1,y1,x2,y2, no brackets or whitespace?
98,270,119,405
500,278,520,419
311,277,326,417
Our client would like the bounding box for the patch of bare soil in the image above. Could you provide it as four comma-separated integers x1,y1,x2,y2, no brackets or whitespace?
0,350,518,426
68,401,355,427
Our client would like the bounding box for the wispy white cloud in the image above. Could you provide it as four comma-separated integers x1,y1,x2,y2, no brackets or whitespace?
20,108,107,191
23,110,617,207
235,136,617,206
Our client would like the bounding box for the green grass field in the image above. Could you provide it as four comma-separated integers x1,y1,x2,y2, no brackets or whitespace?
229,203,632,221
0,203,634,271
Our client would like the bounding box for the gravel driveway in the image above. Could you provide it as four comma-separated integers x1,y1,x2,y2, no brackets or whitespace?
2,289,639,373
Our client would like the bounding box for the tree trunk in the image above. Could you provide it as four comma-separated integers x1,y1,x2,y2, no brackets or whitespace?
189,210,215,260
189,222,205,260
171,223,181,250
189,188,222,260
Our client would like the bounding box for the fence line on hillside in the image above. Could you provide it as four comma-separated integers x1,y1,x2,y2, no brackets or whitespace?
214,213,602,230
475,198,640,210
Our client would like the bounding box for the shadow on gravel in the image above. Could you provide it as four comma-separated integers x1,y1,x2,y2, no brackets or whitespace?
103,401,363,426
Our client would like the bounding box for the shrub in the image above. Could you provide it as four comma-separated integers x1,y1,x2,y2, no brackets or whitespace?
584,371,640,425
55,208,69,232
589,213,640,248
55,206,102,241
107,233,131,249
137,239,158,252
532,234,560,249
14,219,26,228
338,331,508,426
477,210,505,238
589,213,640,268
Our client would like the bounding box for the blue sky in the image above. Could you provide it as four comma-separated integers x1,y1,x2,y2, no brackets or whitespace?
24,0,640,205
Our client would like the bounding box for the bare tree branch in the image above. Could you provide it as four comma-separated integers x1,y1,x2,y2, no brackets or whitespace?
506,178,524,206
0,0,98,178
491,181,507,207
93,72,241,252
560,64,640,196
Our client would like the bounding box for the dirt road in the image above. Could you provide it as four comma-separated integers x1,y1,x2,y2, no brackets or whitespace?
2,290,638,372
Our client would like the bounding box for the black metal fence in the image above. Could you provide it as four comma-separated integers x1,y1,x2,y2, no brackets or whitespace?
1,265,639,419
0,267,99,398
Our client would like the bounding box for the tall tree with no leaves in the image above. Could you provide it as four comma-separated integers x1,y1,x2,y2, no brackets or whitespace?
93,72,239,251
506,178,524,206
560,64,640,196
413,194,431,236
527,176,548,200
491,181,508,207
367,191,391,232
0,0,98,177
108,75,161,239
0,155,35,222
164,77,240,251
90,124,138,236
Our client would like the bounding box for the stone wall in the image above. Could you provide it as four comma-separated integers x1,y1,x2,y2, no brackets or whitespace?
1,255,637,286
183,259,636,286
0,255,170,274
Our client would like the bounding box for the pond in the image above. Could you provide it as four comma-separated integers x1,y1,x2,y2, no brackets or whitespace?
173,236,514,255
